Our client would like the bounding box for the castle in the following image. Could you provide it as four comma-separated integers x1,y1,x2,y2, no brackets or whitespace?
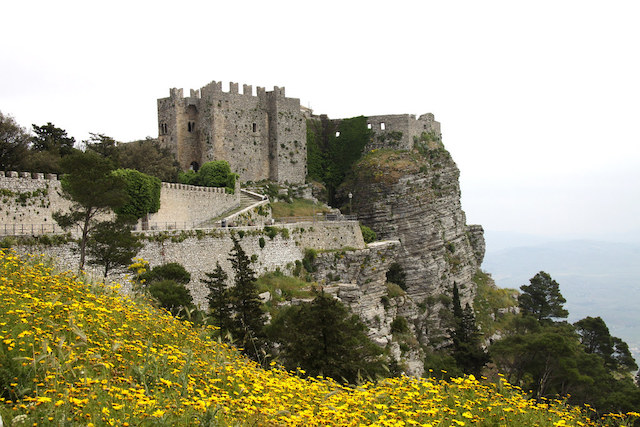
157,80,441,184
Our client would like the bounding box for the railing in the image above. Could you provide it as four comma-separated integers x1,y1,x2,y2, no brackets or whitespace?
0,223,69,236
272,214,358,224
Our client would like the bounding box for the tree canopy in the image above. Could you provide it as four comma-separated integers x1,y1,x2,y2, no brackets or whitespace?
112,168,161,220
178,160,237,192
118,138,180,182
53,151,128,269
518,271,568,322
31,122,75,156
0,111,30,171
267,290,385,384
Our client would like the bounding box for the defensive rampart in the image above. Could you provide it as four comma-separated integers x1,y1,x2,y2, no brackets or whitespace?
0,172,241,234
148,182,240,228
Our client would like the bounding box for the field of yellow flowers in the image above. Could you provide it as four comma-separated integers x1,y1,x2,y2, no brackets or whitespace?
0,249,637,426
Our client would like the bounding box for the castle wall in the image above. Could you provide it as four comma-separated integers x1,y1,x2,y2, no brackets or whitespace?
0,172,239,235
147,182,240,228
0,172,71,234
267,88,307,184
200,81,271,182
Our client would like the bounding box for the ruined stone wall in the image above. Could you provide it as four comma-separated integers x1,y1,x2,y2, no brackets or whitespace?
364,113,441,151
157,81,306,184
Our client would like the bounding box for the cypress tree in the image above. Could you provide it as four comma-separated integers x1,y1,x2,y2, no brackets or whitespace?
228,235,265,361
203,262,233,336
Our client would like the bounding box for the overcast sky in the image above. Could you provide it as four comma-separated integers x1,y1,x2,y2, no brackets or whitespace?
2,0,639,245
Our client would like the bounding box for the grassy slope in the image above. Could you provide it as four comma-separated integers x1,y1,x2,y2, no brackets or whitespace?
0,250,633,426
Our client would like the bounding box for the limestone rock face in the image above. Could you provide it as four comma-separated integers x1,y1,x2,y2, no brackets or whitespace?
341,143,485,347
311,241,425,376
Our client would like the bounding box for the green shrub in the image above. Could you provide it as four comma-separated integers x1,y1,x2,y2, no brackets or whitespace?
391,316,409,334
264,226,278,239
148,279,194,314
112,168,161,219
0,237,14,249
386,282,406,298
360,225,377,243
302,248,317,273
140,262,191,285
259,237,266,248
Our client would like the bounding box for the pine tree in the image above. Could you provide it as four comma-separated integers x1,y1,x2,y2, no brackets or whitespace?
450,283,488,375
267,290,385,384
518,271,568,322
203,262,233,335
228,235,265,361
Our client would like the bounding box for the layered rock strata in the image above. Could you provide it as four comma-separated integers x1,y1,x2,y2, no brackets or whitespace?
342,141,485,347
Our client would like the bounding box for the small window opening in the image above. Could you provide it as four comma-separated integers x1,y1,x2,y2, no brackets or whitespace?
187,121,195,132
252,123,257,132
335,131,341,137
380,122,386,130
367,123,372,129
190,161,200,171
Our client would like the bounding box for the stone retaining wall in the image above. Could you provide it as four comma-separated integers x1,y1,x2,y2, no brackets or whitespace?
14,221,365,308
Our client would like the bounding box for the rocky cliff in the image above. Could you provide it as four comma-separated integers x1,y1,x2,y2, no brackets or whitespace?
337,134,485,352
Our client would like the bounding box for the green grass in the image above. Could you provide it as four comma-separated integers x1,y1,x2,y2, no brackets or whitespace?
257,270,314,310
270,198,329,218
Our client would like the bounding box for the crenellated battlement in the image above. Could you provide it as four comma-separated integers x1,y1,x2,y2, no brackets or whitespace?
166,81,288,101
1,171,60,180
161,182,228,193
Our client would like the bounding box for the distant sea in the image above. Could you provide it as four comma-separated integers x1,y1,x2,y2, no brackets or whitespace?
482,231,640,364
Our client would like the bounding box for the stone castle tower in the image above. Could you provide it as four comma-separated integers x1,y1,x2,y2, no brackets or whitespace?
157,81,307,184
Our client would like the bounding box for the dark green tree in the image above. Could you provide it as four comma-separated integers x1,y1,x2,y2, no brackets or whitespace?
112,169,161,221
267,291,385,384
31,122,75,156
574,316,615,366
178,160,237,192
86,218,142,278
490,322,582,398
203,262,234,335
140,262,191,285
518,271,568,322
228,235,265,360
85,133,120,164
52,151,128,270
0,111,29,171
118,138,180,182
450,283,489,375
148,279,194,316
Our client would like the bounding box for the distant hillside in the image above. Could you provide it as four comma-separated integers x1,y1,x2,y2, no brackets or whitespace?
482,234,640,361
